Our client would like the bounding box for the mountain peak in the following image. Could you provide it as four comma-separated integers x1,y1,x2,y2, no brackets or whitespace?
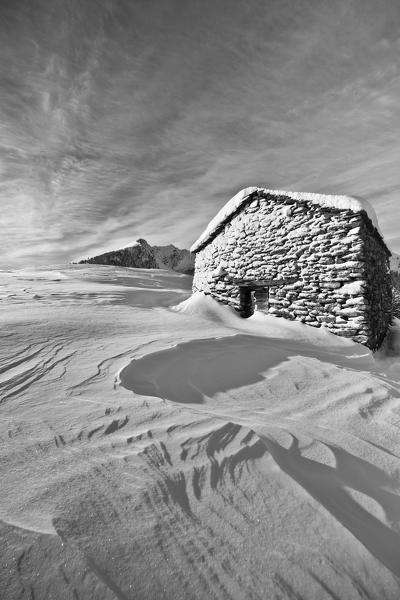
79,240,194,274
135,238,150,247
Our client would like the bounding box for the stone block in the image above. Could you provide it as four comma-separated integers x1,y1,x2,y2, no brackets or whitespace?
317,315,336,323
320,282,343,289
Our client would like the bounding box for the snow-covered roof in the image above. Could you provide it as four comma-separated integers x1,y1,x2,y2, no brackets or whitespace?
191,187,381,252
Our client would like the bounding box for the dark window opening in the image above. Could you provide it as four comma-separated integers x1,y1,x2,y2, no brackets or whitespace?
239,285,269,318
239,287,255,318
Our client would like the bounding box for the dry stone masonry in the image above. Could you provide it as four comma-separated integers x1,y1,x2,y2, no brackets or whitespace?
191,188,392,349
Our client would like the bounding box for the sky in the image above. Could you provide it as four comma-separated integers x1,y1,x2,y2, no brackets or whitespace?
0,0,399,268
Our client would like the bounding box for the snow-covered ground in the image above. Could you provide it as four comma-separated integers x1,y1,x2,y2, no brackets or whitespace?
1,264,400,599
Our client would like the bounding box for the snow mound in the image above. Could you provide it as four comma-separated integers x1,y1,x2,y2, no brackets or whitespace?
191,187,380,252
172,290,238,321
173,292,357,349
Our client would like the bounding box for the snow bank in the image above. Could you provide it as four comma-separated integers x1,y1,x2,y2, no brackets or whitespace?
191,187,380,252
173,292,356,348
172,290,238,320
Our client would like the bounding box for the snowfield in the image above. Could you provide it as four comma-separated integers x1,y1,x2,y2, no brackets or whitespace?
1,264,400,599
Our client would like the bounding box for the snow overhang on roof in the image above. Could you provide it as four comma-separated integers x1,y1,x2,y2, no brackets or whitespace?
190,187,384,253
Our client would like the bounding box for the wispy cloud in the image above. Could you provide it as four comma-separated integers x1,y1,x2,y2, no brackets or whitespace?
1,0,400,267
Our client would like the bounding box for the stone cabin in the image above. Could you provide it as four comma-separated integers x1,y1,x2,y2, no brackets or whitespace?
191,187,392,349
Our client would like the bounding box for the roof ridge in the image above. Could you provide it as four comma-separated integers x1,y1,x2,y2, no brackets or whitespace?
190,187,381,253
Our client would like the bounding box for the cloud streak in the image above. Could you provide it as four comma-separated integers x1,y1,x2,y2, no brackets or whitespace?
1,0,400,267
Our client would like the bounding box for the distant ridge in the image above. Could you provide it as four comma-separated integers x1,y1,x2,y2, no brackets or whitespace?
79,238,194,275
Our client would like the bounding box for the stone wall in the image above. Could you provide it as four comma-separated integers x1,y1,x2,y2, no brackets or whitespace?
359,219,392,348
192,191,392,349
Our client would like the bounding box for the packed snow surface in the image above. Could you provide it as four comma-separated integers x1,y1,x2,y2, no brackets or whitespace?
191,187,380,252
2,264,400,599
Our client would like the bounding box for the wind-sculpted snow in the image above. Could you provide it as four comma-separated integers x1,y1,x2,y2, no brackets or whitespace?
1,265,400,599
0,339,76,403
119,333,385,404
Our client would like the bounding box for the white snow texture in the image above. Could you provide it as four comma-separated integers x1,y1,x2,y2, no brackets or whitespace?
2,265,400,600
